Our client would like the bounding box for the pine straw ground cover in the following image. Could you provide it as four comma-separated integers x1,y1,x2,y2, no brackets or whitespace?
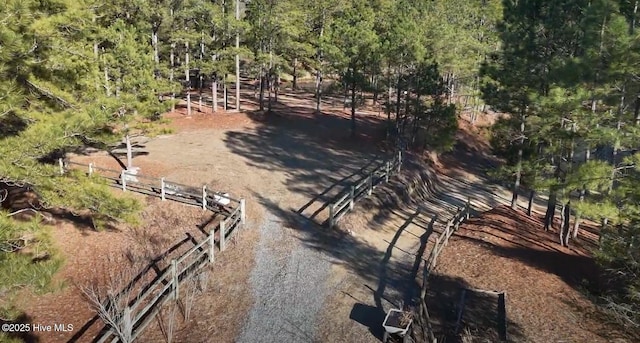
427,205,633,343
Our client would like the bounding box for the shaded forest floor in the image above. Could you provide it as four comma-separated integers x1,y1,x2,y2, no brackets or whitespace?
429,205,631,343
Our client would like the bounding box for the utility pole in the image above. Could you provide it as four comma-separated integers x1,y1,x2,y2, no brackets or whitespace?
235,0,241,111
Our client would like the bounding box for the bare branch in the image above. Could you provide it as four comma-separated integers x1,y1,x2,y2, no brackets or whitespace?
25,80,75,109
6,208,54,222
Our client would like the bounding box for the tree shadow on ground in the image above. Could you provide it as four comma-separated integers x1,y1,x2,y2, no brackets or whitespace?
453,206,601,293
225,98,389,221
354,154,506,231
252,190,441,342
426,273,525,343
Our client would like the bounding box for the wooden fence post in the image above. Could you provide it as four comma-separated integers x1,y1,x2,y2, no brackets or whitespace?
123,306,133,343
385,161,390,182
202,185,207,210
209,229,215,263
498,292,507,341
220,220,226,251
432,241,439,267
88,162,94,176
171,259,179,300
240,198,246,225
329,204,335,229
58,158,64,175
121,170,127,191
368,172,373,196
349,185,355,210
160,178,165,201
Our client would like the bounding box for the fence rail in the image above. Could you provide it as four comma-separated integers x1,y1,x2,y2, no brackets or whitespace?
416,198,472,343
328,151,403,228
60,159,245,343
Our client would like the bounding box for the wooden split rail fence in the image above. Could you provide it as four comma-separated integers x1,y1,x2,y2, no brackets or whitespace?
328,151,403,228
416,198,472,343
58,159,245,342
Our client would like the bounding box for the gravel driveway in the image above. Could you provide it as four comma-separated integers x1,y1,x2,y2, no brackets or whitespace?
237,212,333,343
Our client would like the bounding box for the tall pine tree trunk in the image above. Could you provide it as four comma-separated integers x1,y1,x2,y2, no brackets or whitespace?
234,0,240,111
292,57,298,90
104,65,111,97
199,35,204,112
185,42,191,116
267,48,273,113
125,133,133,170
527,190,535,216
259,65,265,111
401,78,411,137
373,74,379,104
315,68,322,113
387,64,392,138
212,74,218,112
560,201,571,247
212,51,218,112
223,74,228,111
152,30,159,65
610,88,625,192
634,94,640,125
350,67,357,138
544,188,557,231
343,80,348,109
395,74,402,131
315,12,325,114
170,43,175,111
511,111,525,210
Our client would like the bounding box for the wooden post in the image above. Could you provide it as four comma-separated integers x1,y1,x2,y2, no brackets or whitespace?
160,177,165,201
121,170,126,191
385,161,390,182
88,162,94,176
202,185,207,210
432,241,439,267
171,259,179,299
220,220,226,251
397,150,402,172
498,292,507,341
349,185,355,210
329,204,335,228
368,172,373,196
449,223,459,245
123,306,133,342
58,158,64,175
240,198,246,225
208,229,215,263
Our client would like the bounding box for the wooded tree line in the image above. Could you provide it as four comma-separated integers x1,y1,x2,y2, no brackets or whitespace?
484,0,640,330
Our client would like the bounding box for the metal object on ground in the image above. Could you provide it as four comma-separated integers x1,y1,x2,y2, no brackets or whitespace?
382,309,413,343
